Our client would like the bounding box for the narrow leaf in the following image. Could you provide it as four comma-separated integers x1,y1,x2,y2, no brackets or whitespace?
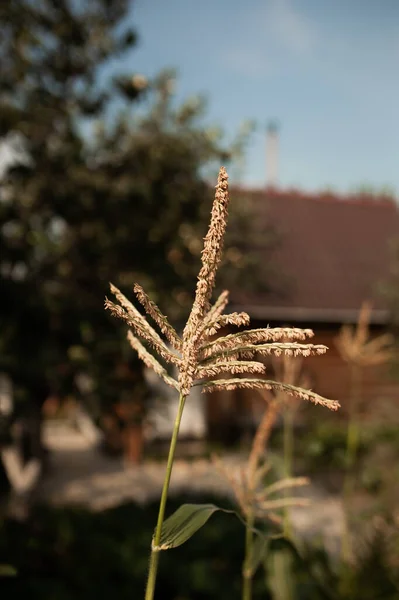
245,533,269,578
154,503,232,550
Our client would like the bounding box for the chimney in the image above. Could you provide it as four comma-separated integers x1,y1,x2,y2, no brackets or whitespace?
266,120,279,188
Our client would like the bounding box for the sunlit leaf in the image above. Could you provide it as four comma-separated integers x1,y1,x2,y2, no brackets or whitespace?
245,533,268,578
155,503,233,550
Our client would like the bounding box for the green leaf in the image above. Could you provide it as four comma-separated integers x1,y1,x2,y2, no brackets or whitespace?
246,533,269,578
266,548,295,600
156,503,232,550
0,564,17,576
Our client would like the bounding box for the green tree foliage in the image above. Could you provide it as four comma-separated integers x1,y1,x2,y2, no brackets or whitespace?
1,496,398,599
0,0,142,422
0,0,272,446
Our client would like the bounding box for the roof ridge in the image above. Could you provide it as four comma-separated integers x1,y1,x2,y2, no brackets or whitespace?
231,186,398,207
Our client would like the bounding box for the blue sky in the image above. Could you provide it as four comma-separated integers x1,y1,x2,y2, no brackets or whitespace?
110,0,399,193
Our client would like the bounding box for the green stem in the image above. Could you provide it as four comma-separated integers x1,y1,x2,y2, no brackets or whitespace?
283,411,294,538
346,365,362,470
242,510,255,600
145,393,187,600
341,364,362,564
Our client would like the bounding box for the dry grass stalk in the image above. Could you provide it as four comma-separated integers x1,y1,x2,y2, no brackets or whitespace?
197,360,267,379
213,381,311,600
335,301,395,367
247,398,279,487
201,290,230,328
133,284,182,351
106,166,339,412
203,378,339,410
204,312,251,336
200,327,315,359
105,166,340,600
127,331,179,390
335,301,395,563
271,351,309,406
104,293,180,366
269,347,314,538
213,397,309,525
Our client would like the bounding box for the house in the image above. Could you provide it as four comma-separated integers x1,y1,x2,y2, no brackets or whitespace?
206,187,399,439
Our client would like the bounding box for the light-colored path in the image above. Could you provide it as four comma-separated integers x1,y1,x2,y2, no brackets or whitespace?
38,426,345,555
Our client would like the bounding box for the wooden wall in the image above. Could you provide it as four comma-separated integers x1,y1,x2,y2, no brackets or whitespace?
205,325,399,441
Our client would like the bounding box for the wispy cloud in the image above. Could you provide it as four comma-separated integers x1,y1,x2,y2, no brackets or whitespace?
221,0,318,77
269,0,317,54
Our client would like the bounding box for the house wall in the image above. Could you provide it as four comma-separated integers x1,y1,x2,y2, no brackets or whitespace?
310,328,398,421
205,324,399,441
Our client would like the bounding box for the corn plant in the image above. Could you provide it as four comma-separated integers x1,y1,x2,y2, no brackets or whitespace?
336,301,394,562
105,167,339,600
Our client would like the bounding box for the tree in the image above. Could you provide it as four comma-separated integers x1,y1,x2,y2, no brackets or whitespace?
0,0,143,461
0,1,273,462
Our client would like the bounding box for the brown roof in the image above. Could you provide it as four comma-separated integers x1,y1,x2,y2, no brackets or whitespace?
230,188,399,324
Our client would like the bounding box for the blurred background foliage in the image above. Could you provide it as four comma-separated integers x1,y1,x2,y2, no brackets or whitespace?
1,494,398,599
1,1,399,599
0,0,274,437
